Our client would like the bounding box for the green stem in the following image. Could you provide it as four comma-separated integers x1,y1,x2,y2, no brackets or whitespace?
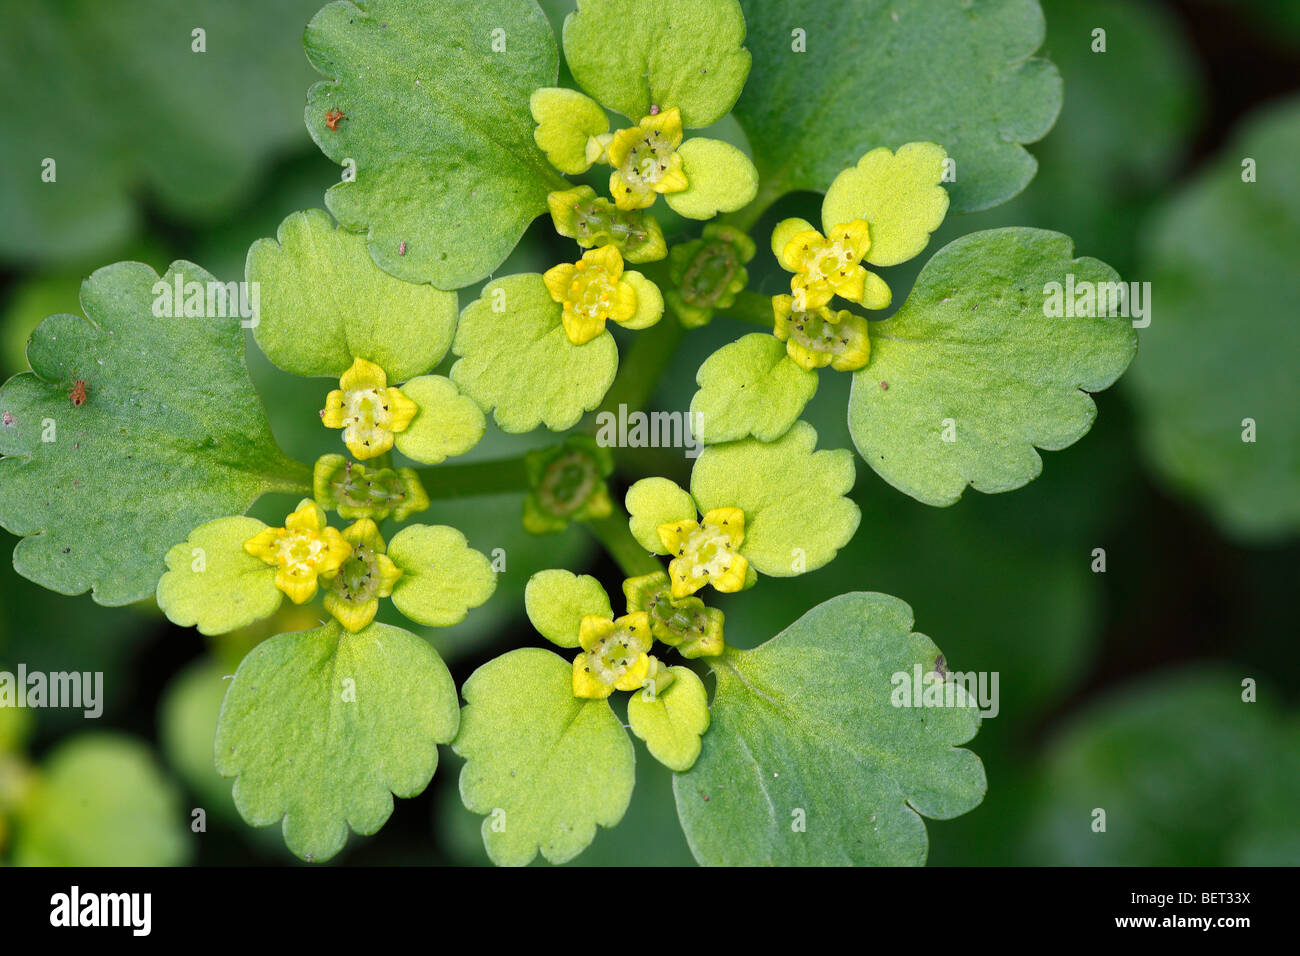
539,164,574,195
582,509,663,578
268,458,314,496
413,456,531,499
718,290,775,327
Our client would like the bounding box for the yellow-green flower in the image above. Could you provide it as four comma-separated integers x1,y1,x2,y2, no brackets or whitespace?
321,357,419,460
543,245,639,344
774,218,892,312
623,570,725,658
572,611,654,699
244,500,351,604
772,294,871,372
606,108,689,211
322,518,403,632
658,506,748,599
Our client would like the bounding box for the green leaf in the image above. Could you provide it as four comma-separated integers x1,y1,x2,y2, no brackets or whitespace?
628,665,709,771
393,375,486,464
562,0,751,128
626,476,697,553
716,446,1103,727
524,569,613,648
453,647,635,866
387,524,497,627
674,592,985,865
439,739,697,865
622,271,665,329
246,209,458,381
691,333,817,443
156,516,281,636
665,137,759,220
157,655,302,862
450,274,619,432
1237,721,1300,866
733,0,1062,213
848,228,1136,507
1129,97,1300,541
215,620,458,862
158,656,290,860
13,734,191,866
304,0,564,288
0,0,322,266
0,260,307,606
822,142,950,266
690,421,859,575
1,270,106,378
530,87,609,175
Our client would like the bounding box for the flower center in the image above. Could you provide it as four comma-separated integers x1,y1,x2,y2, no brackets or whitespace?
788,310,852,356
319,457,426,521
644,588,701,637
621,129,675,188
329,542,384,606
276,531,330,577
569,261,618,321
571,195,651,246
586,623,652,687
537,450,600,517
680,241,741,308
810,239,856,279
342,387,395,453
680,522,739,583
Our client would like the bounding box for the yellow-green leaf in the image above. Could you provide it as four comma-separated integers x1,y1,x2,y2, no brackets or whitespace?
393,375,486,465
156,516,281,636
822,142,950,267
628,666,709,771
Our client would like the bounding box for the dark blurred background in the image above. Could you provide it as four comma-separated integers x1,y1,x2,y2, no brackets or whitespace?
0,0,1296,865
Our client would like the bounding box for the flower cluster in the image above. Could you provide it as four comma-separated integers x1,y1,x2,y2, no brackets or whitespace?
760,142,952,373
157,499,496,638
528,67,758,346
524,569,723,703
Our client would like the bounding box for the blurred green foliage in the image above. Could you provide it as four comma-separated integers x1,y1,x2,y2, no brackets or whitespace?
1130,96,1300,540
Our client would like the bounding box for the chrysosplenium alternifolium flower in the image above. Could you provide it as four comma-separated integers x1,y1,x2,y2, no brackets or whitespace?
0,0,1138,868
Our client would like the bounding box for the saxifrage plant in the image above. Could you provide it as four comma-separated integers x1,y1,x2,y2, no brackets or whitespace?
0,0,1137,865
